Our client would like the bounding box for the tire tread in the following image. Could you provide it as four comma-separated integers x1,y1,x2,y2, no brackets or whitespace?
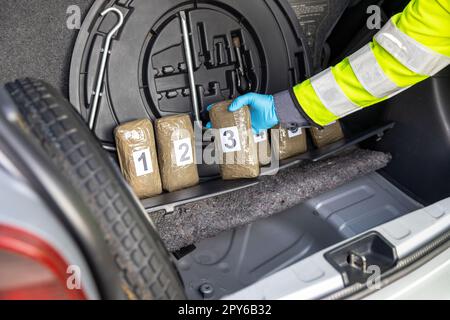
6,78,184,300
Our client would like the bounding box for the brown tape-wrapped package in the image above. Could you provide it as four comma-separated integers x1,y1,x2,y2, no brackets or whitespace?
155,115,199,192
271,125,307,160
209,100,260,180
115,119,162,199
254,130,271,166
310,121,344,148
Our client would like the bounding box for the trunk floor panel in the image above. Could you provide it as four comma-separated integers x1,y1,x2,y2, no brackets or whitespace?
152,148,391,252
176,171,421,300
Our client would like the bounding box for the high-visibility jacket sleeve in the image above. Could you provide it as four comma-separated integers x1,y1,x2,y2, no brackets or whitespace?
287,0,450,127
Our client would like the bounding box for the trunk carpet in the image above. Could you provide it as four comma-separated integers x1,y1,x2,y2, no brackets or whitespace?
153,148,391,251
0,0,94,97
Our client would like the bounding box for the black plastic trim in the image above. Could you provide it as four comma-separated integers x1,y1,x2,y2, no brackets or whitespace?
270,122,395,171
143,178,259,213
325,231,398,286
307,122,395,162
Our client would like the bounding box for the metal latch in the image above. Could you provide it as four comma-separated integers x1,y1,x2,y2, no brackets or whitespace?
347,251,369,273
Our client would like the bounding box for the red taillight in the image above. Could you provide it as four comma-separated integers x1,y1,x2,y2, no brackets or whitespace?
0,225,86,300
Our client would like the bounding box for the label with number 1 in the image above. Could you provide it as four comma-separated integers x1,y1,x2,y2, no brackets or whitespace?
132,148,153,177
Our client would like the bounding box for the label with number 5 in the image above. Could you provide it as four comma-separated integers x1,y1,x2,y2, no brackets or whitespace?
288,127,302,138
132,148,153,177
173,138,194,166
219,126,242,153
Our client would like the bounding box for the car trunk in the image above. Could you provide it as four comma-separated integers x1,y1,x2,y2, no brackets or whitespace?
1,0,449,299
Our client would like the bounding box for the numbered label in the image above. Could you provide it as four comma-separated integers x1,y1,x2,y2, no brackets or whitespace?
254,130,268,144
288,127,303,138
219,127,242,153
173,138,194,166
132,148,153,177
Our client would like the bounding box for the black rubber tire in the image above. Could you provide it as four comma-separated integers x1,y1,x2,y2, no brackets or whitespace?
5,78,185,300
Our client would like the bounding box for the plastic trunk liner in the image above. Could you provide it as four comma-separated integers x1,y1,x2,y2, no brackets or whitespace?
176,172,420,300
283,0,351,74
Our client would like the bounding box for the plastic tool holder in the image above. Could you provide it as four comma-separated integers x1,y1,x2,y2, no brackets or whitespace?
70,0,309,153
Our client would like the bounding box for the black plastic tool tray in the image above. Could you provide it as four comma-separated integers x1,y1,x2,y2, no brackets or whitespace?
70,0,308,146
142,122,395,213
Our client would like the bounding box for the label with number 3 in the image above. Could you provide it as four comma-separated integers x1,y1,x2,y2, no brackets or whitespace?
132,148,153,177
219,126,242,153
173,138,194,166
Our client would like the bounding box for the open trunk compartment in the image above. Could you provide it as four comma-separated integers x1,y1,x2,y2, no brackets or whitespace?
2,0,449,301
70,0,394,218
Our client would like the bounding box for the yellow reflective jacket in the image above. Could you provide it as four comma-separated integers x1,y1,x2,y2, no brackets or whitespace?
292,0,450,127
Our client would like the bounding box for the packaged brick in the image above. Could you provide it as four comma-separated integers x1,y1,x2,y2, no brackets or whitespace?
209,100,260,180
155,114,199,192
254,130,271,166
271,125,307,160
310,121,344,148
115,119,162,199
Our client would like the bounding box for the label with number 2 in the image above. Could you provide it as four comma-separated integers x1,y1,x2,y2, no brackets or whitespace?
173,138,194,166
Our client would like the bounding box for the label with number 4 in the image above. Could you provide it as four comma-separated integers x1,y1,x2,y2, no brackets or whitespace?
288,127,303,138
173,138,194,166
132,148,153,177
254,130,268,143
219,126,242,153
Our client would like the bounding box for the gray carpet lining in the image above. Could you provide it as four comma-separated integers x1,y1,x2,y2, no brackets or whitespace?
153,148,391,251
0,0,94,96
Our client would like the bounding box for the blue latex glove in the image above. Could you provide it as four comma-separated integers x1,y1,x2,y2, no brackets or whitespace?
206,93,279,133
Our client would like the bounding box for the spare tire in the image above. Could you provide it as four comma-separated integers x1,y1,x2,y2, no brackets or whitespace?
5,78,185,300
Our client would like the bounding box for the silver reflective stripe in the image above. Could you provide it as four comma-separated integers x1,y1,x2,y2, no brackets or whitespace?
310,68,360,118
348,44,402,98
375,19,450,76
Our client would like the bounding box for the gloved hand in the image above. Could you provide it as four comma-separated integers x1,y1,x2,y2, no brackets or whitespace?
206,93,279,133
